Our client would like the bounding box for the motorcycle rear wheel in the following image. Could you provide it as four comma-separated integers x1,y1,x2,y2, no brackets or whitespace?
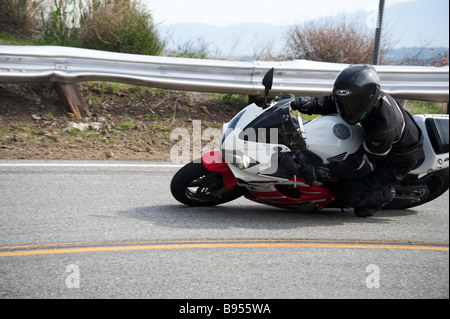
170,161,246,206
385,167,449,209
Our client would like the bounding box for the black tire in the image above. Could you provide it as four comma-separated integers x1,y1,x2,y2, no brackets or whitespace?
170,161,246,206
385,167,449,209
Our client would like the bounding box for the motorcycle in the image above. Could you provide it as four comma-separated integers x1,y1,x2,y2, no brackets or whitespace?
170,68,449,211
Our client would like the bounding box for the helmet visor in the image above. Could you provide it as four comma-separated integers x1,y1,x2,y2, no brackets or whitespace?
334,94,361,125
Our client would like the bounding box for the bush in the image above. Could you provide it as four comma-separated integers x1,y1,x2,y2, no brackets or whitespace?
285,18,391,64
164,38,210,59
40,0,77,46
0,0,45,37
1,0,164,55
78,0,164,55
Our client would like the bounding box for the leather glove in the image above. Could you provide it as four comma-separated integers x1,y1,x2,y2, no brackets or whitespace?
291,96,314,114
300,164,334,184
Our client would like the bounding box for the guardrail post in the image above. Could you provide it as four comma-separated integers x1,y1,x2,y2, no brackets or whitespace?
53,83,91,118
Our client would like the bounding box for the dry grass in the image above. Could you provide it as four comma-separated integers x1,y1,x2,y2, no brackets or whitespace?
285,18,391,64
0,0,46,37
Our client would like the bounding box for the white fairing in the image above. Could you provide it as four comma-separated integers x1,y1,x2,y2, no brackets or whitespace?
221,102,290,180
303,115,366,163
221,101,366,181
304,114,450,173
410,114,449,174
221,99,447,182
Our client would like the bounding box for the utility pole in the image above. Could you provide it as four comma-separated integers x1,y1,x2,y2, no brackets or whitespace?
372,0,385,65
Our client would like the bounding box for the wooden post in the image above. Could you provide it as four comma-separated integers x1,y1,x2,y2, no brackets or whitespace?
53,83,91,118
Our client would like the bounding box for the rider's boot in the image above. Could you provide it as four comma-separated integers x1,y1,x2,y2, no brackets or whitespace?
353,186,396,217
354,206,377,217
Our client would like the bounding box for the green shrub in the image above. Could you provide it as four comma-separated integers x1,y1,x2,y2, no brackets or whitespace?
403,100,446,114
78,0,164,55
40,0,76,46
118,116,135,130
0,0,45,37
2,0,164,55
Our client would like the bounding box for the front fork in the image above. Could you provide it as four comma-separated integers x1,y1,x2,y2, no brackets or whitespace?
201,149,238,191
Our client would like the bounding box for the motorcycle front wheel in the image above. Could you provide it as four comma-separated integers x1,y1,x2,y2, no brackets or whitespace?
385,167,449,209
170,161,246,206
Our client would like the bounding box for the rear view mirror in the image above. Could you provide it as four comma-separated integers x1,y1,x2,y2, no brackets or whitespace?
262,68,274,108
262,67,274,90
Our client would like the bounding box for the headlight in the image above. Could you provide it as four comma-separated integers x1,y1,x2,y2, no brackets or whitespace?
233,153,251,170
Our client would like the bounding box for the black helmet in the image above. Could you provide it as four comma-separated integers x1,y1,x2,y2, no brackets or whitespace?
333,64,381,125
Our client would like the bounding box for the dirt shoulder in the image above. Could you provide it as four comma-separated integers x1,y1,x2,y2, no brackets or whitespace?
0,82,245,161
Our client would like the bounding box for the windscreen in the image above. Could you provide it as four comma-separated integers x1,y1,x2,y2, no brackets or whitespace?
239,100,307,150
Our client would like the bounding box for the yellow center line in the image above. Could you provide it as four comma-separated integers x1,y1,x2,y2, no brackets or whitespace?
1,238,447,251
0,240,448,257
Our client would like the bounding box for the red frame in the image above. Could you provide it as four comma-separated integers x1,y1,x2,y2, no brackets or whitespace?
201,149,336,209
246,176,336,209
201,149,237,191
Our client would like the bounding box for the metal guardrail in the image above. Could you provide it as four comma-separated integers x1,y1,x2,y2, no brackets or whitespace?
0,45,448,103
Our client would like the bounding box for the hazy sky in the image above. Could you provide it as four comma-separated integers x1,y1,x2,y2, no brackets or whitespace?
145,0,417,26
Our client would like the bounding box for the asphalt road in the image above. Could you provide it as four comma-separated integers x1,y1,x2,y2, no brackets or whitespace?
0,160,448,301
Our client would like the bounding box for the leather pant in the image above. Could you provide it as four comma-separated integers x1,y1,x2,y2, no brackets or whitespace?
330,162,410,208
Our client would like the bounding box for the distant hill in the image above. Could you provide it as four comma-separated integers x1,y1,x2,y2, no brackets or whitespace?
156,0,449,61
382,0,448,48
158,22,286,58
385,47,449,65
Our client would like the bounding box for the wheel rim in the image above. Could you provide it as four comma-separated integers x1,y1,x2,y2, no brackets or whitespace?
185,173,229,203
389,170,448,208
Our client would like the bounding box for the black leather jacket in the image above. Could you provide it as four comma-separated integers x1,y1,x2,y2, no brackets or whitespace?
298,91,424,179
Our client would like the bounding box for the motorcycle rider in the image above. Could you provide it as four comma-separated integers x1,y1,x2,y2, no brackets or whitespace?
291,64,424,217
